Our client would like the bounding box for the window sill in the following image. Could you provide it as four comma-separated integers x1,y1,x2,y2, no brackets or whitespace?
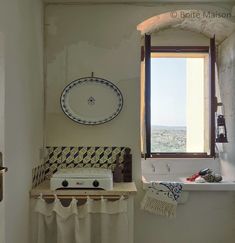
142,174,235,191
149,153,214,159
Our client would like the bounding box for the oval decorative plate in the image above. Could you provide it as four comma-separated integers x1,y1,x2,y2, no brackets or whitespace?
60,77,123,125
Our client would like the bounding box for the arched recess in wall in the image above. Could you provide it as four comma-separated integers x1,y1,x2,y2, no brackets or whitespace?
137,9,235,157
137,10,235,43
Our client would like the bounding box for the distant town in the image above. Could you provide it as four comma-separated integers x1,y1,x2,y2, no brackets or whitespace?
151,125,186,152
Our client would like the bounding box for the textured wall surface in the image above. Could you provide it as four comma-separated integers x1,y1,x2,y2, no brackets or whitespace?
138,10,235,43
218,32,235,181
45,3,235,243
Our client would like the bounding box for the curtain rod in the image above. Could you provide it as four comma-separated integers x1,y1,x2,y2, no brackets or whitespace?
31,194,128,200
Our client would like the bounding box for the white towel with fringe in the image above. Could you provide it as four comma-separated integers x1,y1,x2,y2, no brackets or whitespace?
141,182,183,217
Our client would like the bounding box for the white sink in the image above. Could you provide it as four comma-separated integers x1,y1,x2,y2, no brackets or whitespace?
142,173,235,191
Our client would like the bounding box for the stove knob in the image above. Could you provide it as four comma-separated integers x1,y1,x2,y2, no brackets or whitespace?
93,180,99,188
62,180,69,188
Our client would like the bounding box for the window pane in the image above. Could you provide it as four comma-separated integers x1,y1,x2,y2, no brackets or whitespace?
151,55,207,153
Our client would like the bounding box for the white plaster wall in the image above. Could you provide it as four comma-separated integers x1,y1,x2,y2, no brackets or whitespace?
218,32,235,181
151,28,210,46
187,58,204,152
45,4,235,243
0,1,44,243
0,32,5,243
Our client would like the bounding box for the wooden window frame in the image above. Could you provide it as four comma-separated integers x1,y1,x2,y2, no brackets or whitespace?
145,36,216,159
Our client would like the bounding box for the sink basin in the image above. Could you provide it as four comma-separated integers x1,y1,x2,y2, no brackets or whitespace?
142,173,235,191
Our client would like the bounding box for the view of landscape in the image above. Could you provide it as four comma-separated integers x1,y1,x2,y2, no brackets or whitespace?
151,57,188,153
151,125,186,153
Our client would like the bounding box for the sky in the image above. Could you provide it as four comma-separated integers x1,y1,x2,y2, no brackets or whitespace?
151,57,186,127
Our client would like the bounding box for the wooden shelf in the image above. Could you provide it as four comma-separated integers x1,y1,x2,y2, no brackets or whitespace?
30,180,137,198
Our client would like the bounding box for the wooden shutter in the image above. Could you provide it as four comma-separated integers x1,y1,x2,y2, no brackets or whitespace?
145,34,151,158
209,36,216,157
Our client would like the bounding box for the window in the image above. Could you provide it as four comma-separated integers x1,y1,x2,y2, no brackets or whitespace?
142,36,216,158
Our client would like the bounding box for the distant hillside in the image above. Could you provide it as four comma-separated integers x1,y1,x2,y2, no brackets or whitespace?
151,125,186,152
152,125,186,130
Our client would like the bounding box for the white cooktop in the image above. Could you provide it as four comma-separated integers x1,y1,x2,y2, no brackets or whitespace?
52,168,113,179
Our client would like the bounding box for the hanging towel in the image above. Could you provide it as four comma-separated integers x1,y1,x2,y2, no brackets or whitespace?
141,182,183,217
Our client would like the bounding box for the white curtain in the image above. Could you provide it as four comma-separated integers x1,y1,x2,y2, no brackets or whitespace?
215,63,224,153
31,196,128,243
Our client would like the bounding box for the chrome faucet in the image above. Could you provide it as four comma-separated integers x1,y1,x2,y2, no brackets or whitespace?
166,163,171,173
151,163,156,173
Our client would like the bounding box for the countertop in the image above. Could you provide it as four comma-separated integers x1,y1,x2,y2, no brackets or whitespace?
142,174,235,191
30,180,137,198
